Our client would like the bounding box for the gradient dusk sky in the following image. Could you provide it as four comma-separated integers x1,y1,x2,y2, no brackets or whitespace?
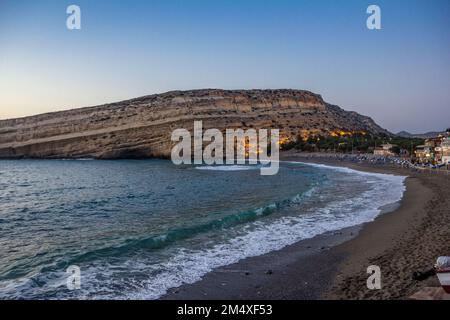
0,0,449,133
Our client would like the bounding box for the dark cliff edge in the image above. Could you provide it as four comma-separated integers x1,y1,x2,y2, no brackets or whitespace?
0,89,390,159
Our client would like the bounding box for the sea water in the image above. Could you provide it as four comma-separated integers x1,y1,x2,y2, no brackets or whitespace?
0,159,405,299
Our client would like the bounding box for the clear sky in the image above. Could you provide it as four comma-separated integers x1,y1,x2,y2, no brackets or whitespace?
0,0,449,133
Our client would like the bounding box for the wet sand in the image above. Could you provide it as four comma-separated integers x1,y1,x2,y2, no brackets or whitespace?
162,153,450,300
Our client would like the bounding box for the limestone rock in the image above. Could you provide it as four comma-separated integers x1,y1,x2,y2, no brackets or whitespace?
0,89,390,159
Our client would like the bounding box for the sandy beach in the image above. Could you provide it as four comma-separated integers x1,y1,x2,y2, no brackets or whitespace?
162,152,450,300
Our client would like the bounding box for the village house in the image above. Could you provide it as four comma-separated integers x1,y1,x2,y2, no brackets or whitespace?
441,137,450,164
373,143,397,157
415,134,450,165
414,145,433,164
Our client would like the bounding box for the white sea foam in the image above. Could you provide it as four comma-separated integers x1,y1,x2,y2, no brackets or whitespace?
195,165,260,171
56,158,95,161
286,160,400,178
77,163,406,300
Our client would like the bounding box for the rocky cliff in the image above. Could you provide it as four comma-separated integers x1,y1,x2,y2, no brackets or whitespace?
0,89,390,159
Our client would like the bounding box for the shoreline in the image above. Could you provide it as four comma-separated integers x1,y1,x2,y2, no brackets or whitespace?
162,153,449,300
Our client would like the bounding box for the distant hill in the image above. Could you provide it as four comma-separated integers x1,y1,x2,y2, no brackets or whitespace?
396,130,448,139
0,89,391,159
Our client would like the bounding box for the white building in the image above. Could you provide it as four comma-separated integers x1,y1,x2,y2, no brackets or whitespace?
441,138,450,164
374,143,396,157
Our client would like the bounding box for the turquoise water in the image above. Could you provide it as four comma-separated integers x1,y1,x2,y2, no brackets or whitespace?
0,160,405,299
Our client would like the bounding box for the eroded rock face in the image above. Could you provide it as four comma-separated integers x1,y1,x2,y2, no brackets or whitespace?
0,89,389,159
